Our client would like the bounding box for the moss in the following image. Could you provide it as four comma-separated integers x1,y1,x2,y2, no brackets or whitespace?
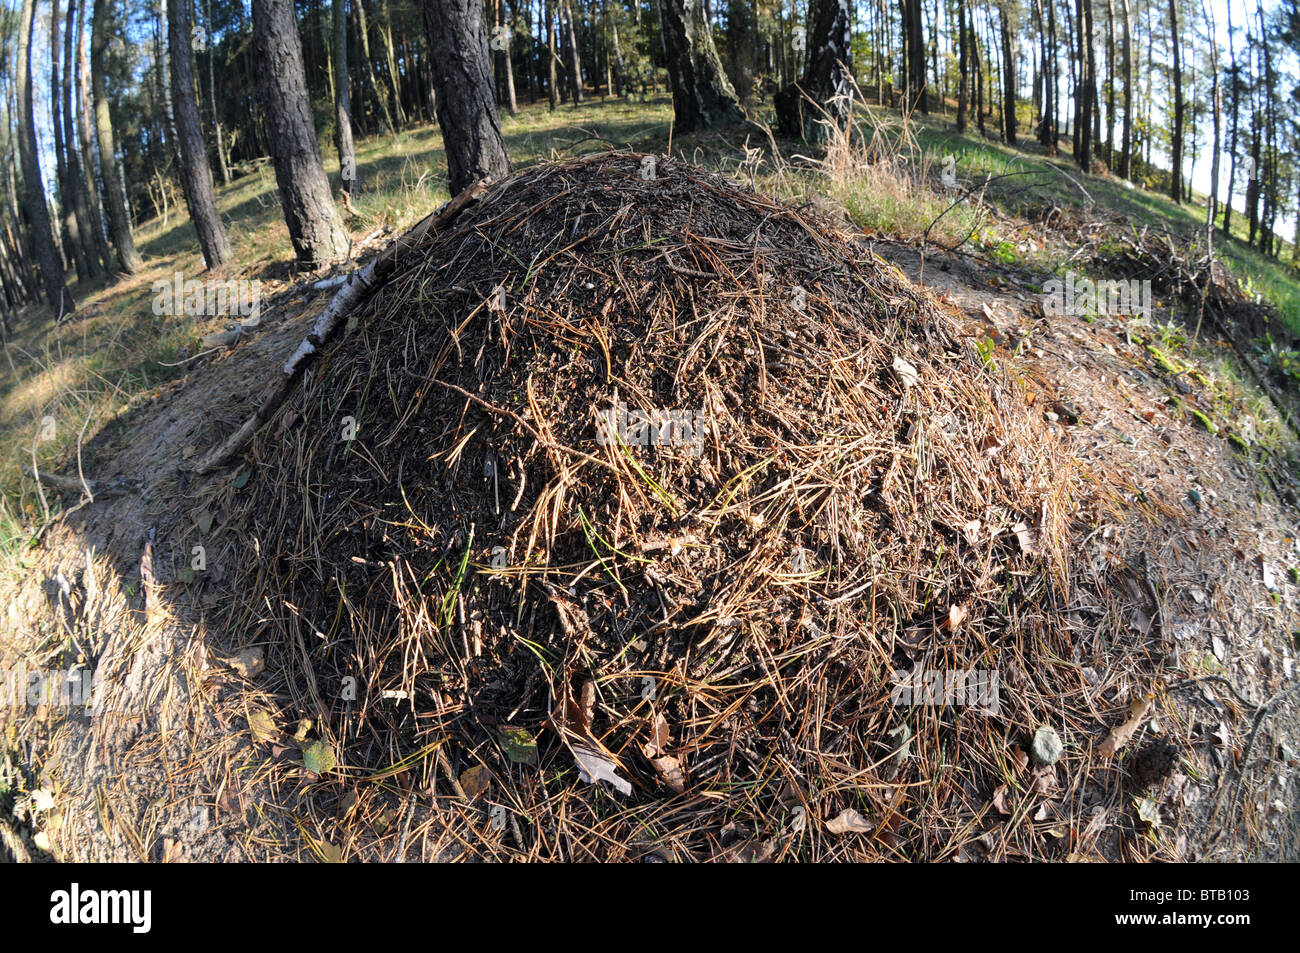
1146,344,1183,375
1190,409,1219,434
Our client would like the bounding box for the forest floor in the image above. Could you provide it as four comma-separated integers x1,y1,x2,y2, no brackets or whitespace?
2,96,1299,862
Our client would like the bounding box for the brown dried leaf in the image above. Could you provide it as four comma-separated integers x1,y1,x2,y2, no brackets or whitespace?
1098,695,1154,760
993,783,1012,815
825,808,873,834
460,764,490,800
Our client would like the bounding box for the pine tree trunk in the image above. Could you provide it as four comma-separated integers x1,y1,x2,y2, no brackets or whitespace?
420,0,511,194
252,0,350,265
75,0,112,269
1168,0,1184,202
774,0,851,142
17,0,70,309
169,0,232,268
999,2,1016,144
657,0,743,131
91,0,143,273
335,0,359,194
51,0,91,282
956,0,968,133
61,0,102,276
1119,0,1132,178
563,0,582,104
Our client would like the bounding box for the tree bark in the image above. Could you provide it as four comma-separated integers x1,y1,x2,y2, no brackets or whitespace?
1168,0,1184,202
998,1,1016,144
774,0,852,142
334,0,359,194
1119,0,1132,178
657,0,743,131
169,0,233,268
17,0,71,309
52,0,91,282
75,0,112,269
252,0,351,265
420,0,511,195
91,0,143,273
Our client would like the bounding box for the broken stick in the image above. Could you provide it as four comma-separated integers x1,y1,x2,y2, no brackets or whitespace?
190,177,491,474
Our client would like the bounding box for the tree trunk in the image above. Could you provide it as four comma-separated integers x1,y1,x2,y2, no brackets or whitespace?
562,0,582,104
1223,0,1237,234
494,0,519,115
657,0,743,131
61,0,102,276
546,0,559,109
1168,0,1184,202
75,0,112,271
1119,0,1132,178
52,0,91,282
252,0,350,265
420,0,511,194
899,0,927,113
169,0,232,268
999,1,1016,144
774,0,852,142
957,0,968,133
354,0,396,134
335,0,359,193
17,0,70,309
91,0,143,273
204,0,230,185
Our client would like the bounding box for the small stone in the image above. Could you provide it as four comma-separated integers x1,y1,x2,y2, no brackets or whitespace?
1031,725,1063,766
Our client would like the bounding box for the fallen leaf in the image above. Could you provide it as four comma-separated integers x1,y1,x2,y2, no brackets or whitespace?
992,783,1011,815
572,743,632,796
1098,695,1154,760
1135,796,1161,829
498,726,538,765
301,739,337,776
643,713,671,758
247,709,278,743
1012,521,1040,556
648,755,686,794
892,354,920,388
161,838,183,863
551,674,633,797
720,839,776,863
942,604,968,631
460,764,490,799
826,808,872,833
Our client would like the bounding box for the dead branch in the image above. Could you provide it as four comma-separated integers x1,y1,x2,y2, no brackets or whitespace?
190,177,491,474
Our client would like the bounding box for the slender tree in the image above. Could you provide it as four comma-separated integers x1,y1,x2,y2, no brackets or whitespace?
420,0,511,194
17,0,71,310
252,0,350,265
169,0,232,268
334,0,358,194
91,0,143,273
1168,0,1184,202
